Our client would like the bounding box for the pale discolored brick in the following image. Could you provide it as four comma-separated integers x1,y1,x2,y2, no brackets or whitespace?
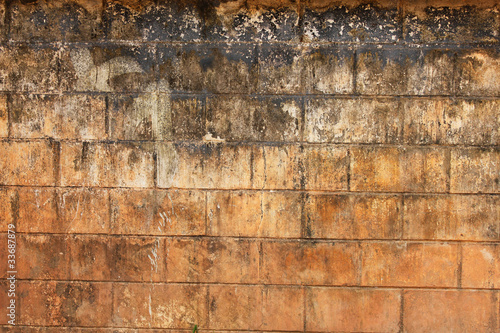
404,290,499,332
0,45,60,92
18,281,112,326
9,0,104,42
109,237,164,282
305,194,402,239
406,49,455,95
111,189,206,236
0,141,56,186
108,93,172,141
165,238,259,283
404,195,499,241
462,244,500,289
170,95,205,140
260,144,301,189
113,283,208,328
455,49,500,96
450,148,499,193
305,97,402,144
70,235,111,281
261,241,360,285
361,242,458,287
60,142,155,188
350,146,448,192
306,287,401,332
17,234,70,280
0,94,7,137
207,191,302,238
206,95,301,142
157,143,264,189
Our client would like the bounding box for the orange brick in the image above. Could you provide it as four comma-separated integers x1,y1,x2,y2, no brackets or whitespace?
404,290,498,332
303,145,348,190
305,97,402,144
110,189,206,235
455,49,500,96
305,194,401,239
17,234,70,280
113,283,208,328
0,141,56,186
306,287,401,332
0,188,16,232
0,94,7,137
462,244,500,289
361,242,458,287
157,143,263,189
10,94,106,140
404,195,499,241
58,187,110,234
70,235,111,281
0,281,7,325
16,187,59,233
351,146,448,192
0,234,7,279
208,285,261,330
261,286,304,331
165,238,259,283
403,99,500,145
207,191,301,238
109,237,164,282
261,241,360,285
18,281,112,326
260,145,301,189
450,148,499,193
61,142,155,187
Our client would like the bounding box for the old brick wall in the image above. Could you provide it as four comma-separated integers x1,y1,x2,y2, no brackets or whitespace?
0,0,499,331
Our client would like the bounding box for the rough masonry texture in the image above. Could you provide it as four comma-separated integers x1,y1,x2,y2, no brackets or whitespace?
0,0,499,332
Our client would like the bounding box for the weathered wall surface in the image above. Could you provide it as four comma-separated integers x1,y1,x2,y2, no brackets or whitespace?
0,0,499,331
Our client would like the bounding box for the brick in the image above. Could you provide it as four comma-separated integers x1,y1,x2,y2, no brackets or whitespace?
108,93,171,141
111,189,205,236
9,0,104,42
0,281,7,325
403,98,500,145
305,194,402,239
0,94,7,137
207,191,302,238
209,285,303,330
404,290,498,332
305,97,402,143
0,234,7,280
17,235,70,280
350,146,448,192
158,44,258,94
0,188,16,232
455,49,500,96
18,281,112,326
113,283,207,328
306,287,401,332
450,148,499,193
171,95,205,140
258,44,303,94
59,45,156,93
157,143,263,189
165,238,259,283
0,141,56,186
357,48,453,96
0,0,4,41
70,235,111,281
0,45,59,93
262,145,348,190
361,242,458,287
109,237,164,282
303,2,399,43
404,195,499,241
206,95,301,142
462,244,500,289
303,47,354,94
58,187,110,234
261,241,360,285
16,187,59,233
403,2,499,43
60,142,155,187
104,0,156,41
